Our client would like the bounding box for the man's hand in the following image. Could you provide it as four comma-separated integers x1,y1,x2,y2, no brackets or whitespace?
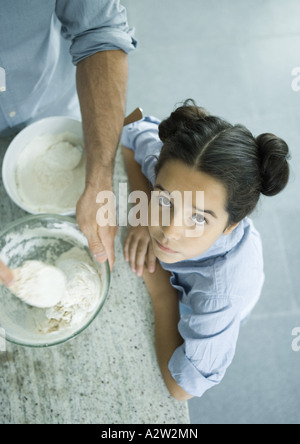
76,184,118,272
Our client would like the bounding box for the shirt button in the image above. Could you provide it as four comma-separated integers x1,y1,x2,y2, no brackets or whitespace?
9,111,16,118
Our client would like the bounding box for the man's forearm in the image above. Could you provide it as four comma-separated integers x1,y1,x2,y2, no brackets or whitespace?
76,50,128,187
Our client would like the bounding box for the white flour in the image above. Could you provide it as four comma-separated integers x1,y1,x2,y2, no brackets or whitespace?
34,247,103,334
15,132,85,213
0,222,104,337
42,259,101,333
10,261,67,309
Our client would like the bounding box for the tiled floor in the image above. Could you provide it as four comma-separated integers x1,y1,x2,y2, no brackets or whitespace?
123,0,300,424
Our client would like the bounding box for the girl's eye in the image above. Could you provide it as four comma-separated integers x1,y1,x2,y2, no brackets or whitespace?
158,196,172,207
192,214,207,226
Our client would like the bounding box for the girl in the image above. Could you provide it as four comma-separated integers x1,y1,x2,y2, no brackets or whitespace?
121,100,290,401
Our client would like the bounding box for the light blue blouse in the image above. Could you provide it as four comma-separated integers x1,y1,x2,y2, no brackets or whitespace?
0,0,137,136
121,117,265,398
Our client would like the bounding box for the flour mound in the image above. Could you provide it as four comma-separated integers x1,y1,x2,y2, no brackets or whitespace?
10,260,66,308
15,132,85,213
42,260,102,333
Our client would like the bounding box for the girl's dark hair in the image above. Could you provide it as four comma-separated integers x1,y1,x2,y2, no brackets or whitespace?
155,99,290,225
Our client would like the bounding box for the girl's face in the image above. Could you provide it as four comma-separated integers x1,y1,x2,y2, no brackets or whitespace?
148,160,239,263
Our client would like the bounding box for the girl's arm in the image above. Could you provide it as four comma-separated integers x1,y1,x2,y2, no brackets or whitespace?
143,264,194,401
122,145,192,399
122,145,157,275
122,144,152,199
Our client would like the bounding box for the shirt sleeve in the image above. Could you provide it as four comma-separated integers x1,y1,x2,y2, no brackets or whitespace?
121,116,163,186
55,0,137,65
168,294,242,398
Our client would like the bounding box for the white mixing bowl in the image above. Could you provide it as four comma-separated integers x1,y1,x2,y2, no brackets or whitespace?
2,116,84,216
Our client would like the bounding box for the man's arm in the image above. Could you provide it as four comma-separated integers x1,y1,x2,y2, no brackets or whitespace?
76,50,128,271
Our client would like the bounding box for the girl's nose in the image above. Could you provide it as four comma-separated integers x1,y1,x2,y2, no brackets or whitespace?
161,215,184,241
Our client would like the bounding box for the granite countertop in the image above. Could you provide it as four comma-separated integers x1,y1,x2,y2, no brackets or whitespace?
0,136,190,425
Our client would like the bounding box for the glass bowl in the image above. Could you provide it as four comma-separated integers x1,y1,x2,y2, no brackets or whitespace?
0,215,110,348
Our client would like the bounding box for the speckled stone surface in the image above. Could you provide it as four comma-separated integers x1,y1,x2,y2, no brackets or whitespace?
0,137,190,424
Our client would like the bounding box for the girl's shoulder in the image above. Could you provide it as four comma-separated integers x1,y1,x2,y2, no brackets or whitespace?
121,116,161,151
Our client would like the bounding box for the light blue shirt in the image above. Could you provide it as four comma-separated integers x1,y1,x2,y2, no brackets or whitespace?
122,117,265,398
0,0,137,136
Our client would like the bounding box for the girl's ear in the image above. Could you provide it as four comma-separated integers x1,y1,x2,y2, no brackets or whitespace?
224,222,239,235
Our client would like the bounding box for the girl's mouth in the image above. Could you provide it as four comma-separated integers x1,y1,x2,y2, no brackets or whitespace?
156,240,178,254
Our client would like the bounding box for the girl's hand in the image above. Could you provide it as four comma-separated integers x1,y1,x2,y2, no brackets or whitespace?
124,226,157,277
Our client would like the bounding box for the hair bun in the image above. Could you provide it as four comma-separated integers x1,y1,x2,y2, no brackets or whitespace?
256,133,290,196
159,99,209,143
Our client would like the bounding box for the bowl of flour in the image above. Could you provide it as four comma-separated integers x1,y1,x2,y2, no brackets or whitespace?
2,116,85,215
0,215,110,347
